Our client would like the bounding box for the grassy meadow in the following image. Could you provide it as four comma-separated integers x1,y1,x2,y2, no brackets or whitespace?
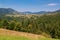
0,35,59,40
0,28,59,40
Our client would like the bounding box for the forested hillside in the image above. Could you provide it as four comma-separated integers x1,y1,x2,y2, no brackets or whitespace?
0,12,60,39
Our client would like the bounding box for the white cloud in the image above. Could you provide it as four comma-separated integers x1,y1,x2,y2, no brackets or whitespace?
48,3,57,6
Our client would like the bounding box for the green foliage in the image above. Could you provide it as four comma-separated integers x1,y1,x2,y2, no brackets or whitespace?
0,13,60,39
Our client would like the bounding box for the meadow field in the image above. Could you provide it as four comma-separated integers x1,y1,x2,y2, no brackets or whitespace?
0,28,59,40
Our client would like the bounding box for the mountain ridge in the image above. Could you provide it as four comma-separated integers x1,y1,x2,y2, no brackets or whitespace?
0,8,60,15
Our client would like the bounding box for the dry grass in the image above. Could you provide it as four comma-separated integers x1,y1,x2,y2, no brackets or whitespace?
0,28,59,40
0,28,45,40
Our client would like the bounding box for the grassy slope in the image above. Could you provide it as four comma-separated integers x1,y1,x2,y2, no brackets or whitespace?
0,28,59,40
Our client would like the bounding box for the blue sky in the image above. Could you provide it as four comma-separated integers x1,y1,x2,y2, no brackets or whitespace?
0,0,60,12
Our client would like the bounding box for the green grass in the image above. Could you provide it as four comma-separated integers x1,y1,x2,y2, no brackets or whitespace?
0,35,30,40
38,38,60,40
0,35,59,40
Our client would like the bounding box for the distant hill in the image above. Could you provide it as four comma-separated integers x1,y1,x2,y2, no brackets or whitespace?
0,8,19,15
0,8,60,15
22,10,60,14
55,9,60,12
32,11,48,14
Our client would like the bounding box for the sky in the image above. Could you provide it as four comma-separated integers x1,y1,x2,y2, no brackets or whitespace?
0,0,60,12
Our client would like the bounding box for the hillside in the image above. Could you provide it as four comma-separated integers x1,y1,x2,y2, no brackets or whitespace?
0,8,19,15
0,8,60,39
0,28,59,40
0,12,60,39
0,28,45,39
